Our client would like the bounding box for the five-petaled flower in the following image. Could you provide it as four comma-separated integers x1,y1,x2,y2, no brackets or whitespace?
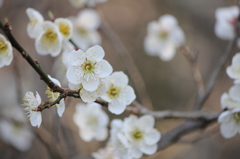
66,45,113,91
22,91,42,128
144,14,185,61
227,53,240,81
221,84,240,110
73,102,109,142
101,71,136,115
0,34,13,68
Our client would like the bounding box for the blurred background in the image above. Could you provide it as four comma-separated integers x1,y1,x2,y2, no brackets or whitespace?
0,0,239,158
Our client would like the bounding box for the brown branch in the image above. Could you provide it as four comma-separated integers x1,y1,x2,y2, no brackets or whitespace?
98,9,153,110
181,46,205,98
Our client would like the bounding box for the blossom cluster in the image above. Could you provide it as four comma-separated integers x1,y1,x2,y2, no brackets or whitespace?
92,115,161,159
26,8,73,57
218,53,240,138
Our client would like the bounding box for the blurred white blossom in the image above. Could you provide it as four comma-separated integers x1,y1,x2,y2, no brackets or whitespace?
0,34,13,68
218,108,240,138
101,71,136,115
69,9,101,50
35,21,63,57
227,53,240,80
45,75,65,117
22,91,42,128
221,84,240,109
73,103,109,142
92,144,120,159
66,45,112,91
144,14,185,61
55,18,73,41
26,8,44,39
215,6,238,40
0,120,33,151
69,80,107,103
69,0,107,8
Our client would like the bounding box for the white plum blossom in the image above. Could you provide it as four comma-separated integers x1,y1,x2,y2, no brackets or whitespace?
221,84,240,109
92,144,120,159
68,80,107,103
45,75,65,117
215,6,239,40
69,0,107,8
109,119,130,159
218,108,240,138
0,120,33,151
123,115,161,158
101,71,136,115
22,91,42,128
69,9,101,50
144,14,185,61
227,53,240,80
35,21,63,57
0,34,13,68
66,45,113,91
73,102,109,142
26,8,44,39
55,18,73,40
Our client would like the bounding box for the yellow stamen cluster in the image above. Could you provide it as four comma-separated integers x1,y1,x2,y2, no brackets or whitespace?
132,130,143,140
82,61,95,73
159,30,168,39
233,112,240,123
42,30,57,43
78,27,87,35
107,86,120,99
58,22,70,37
45,87,59,102
0,39,8,53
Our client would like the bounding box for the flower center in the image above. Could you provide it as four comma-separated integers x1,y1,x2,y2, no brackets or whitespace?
159,30,168,39
58,22,70,37
82,61,95,73
42,30,57,43
0,40,8,53
78,27,88,36
45,87,59,102
87,116,98,125
107,86,120,99
233,112,240,123
132,130,143,140
30,19,38,27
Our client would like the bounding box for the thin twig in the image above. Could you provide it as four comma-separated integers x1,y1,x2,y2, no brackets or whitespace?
98,9,153,110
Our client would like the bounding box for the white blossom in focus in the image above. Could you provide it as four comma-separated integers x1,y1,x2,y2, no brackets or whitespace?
22,91,42,128
0,120,33,151
45,75,65,117
73,103,109,142
26,8,44,39
66,45,113,91
55,18,73,40
0,34,13,68
69,0,107,8
221,84,240,109
144,14,185,61
227,53,240,80
123,115,161,158
35,21,63,57
69,80,107,103
92,144,121,159
218,108,240,138
69,9,101,50
101,71,136,115
215,6,238,40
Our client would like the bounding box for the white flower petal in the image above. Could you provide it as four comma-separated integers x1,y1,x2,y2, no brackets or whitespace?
144,129,161,145
159,42,176,61
108,103,126,115
139,144,157,155
111,71,129,87
96,60,113,78
82,78,99,91
57,99,65,117
220,123,237,138
76,9,101,30
68,82,81,90
55,18,73,40
30,111,42,128
66,65,83,84
129,147,143,158
121,85,136,105
80,128,95,142
215,21,235,40
68,49,86,66
85,45,105,62
48,75,61,86
218,111,232,123
139,115,155,129
95,128,108,141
